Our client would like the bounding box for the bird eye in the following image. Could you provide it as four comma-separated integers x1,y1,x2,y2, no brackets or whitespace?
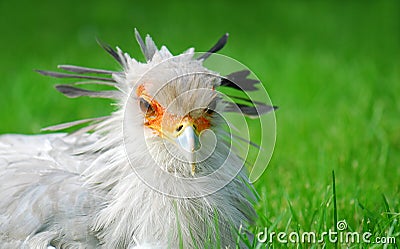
204,107,215,115
139,97,155,116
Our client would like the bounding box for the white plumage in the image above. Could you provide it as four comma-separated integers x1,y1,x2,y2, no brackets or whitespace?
0,30,274,248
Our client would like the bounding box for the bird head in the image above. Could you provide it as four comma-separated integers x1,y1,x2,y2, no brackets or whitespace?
134,78,216,176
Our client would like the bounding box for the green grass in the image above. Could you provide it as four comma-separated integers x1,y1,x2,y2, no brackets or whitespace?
1,0,399,248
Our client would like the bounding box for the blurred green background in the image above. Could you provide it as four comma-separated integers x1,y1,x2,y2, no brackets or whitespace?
1,0,399,243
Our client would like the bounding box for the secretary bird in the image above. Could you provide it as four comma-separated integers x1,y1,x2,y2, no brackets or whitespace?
0,29,276,248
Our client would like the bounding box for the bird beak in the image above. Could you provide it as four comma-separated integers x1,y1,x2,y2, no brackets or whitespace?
175,124,200,176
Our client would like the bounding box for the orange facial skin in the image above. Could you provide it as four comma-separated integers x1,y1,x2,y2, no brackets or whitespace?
136,84,212,138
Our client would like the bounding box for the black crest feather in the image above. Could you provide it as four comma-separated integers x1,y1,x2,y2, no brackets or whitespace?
96,39,127,67
55,84,118,99
220,70,260,91
197,33,229,60
36,70,115,82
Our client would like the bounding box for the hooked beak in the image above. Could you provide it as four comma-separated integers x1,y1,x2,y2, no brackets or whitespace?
175,124,200,176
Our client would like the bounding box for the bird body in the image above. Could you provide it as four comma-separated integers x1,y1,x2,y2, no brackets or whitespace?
0,134,101,248
0,30,274,248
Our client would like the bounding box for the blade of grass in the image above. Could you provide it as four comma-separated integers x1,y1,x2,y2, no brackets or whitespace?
213,209,221,249
381,194,391,220
173,201,184,249
332,170,338,249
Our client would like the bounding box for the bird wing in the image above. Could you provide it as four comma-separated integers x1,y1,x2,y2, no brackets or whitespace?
0,134,102,247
